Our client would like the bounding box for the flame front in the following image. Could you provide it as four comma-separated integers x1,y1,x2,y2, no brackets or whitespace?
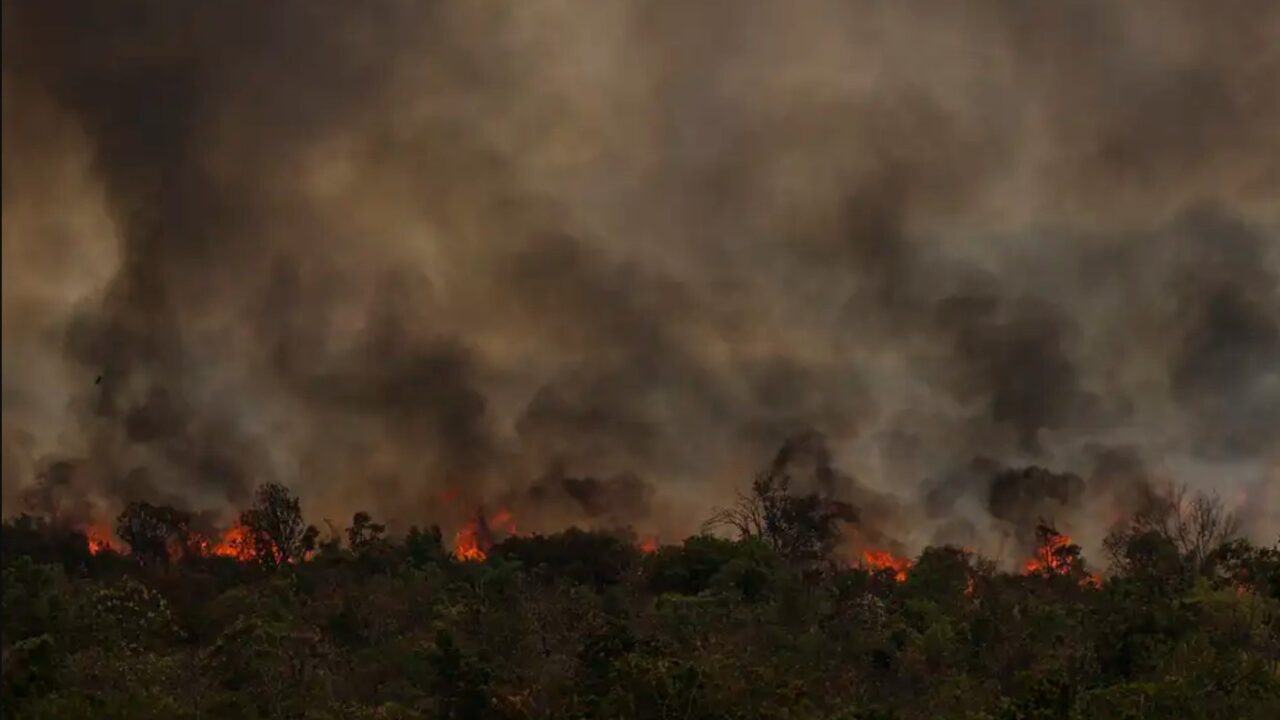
862,549,912,582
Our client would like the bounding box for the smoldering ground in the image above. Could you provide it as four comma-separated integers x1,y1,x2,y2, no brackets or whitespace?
3,1,1278,561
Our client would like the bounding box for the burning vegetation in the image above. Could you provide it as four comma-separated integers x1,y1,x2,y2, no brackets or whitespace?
861,549,913,582
4,0,1280,715
6,451,1279,719
1021,525,1104,588
84,526,117,556
53,431,1237,587
453,507,518,562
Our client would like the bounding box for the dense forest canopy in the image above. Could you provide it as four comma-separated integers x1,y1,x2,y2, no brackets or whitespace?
3,468,1279,718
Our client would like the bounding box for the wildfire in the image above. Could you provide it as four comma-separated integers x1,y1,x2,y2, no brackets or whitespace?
862,549,912,582
453,508,517,562
210,523,257,562
1023,530,1101,588
638,536,659,554
454,524,487,562
81,518,307,566
85,526,118,555
1023,532,1074,575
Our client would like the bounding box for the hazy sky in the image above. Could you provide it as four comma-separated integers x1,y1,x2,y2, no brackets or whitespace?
3,1,1278,560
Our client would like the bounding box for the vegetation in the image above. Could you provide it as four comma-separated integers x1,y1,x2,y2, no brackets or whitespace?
3,480,1279,719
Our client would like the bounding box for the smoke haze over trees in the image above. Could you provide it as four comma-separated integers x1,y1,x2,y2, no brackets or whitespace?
2,1,1279,562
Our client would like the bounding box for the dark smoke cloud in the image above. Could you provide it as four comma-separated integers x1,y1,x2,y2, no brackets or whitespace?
987,466,1087,547
523,469,655,529
759,430,903,553
3,1,1278,554
1166,212,1280,459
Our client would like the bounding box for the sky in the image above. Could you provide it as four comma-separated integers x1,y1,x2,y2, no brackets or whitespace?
3,1,1278,563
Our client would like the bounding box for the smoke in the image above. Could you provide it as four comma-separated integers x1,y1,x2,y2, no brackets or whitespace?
3,1,1278,553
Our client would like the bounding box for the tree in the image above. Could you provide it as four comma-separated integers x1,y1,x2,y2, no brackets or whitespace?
490,528,638,587
1207,538,1280,599
905,546,976,604
1105,484,1241,577
405,525,446,568
115,502,192,566
703,441,853,566
346,511,387,551
645,534,781,597
239,483,318,568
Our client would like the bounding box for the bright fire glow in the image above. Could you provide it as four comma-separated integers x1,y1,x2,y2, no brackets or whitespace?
1023,532,1073,575
1023,531,1101,587
862,549,912,582
210,523,258,562
453,508,517,562
638,536,659,554
85,526,117,555
454,523,486,562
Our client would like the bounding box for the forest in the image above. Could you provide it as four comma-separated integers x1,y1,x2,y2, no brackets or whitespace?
3,463,1279,720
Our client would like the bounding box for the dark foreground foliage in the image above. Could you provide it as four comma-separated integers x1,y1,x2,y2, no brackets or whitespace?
3,506,1280,720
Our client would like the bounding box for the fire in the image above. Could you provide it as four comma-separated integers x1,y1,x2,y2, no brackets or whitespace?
453,508,517,562
638,536,659,554
1023,532,1074,575
1023,530,1102,588
862,549,912,582
85,526,118,555
454,523,487,562
210,523,257,562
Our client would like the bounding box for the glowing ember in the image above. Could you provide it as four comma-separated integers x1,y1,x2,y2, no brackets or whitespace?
862,549,912,582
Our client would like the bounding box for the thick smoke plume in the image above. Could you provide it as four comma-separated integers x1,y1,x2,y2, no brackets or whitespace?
3,1,1278,560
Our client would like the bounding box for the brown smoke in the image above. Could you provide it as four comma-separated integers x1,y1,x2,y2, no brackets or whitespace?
3,1,1278,553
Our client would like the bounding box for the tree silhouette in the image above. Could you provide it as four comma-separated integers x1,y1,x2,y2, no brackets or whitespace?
239,483,318,567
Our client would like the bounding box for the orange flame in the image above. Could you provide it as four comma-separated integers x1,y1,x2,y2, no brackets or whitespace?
453,508,517,562
638,536,659,554
210,523,258,562
454,523,487,562
862,549,912,582
85,526,117,555
1023,532,1074,575
1023,531,1101,588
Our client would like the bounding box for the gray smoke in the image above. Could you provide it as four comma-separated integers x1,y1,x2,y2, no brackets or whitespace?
3,1,1278,555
